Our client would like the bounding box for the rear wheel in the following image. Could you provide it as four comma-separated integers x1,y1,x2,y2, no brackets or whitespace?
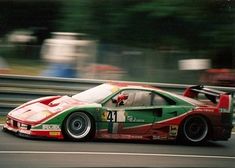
180,115,209,144
63,112,95,141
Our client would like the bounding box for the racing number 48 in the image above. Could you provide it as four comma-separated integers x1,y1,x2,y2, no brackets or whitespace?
107,111,117,122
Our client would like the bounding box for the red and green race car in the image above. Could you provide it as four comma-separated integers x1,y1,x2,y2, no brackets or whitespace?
3,82,234,144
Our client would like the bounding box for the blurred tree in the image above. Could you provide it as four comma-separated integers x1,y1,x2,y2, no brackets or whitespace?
82,0,234,66
56,0,91,33
0,0,233,66
59,0,234,54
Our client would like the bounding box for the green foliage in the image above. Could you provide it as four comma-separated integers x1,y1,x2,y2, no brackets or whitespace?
59,0,234,53
0,0,233,60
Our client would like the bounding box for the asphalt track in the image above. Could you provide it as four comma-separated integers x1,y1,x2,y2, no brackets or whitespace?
0,126,234,168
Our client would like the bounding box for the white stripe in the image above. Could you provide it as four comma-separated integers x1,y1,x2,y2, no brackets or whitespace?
112,123,119,134
0,151,234,159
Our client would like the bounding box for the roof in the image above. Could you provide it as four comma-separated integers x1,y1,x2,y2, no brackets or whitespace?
109,82,159,90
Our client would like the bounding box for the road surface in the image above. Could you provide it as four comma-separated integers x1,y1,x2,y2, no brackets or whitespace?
0,126,234,168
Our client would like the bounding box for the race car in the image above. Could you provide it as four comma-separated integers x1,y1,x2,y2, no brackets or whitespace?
3,83,234,144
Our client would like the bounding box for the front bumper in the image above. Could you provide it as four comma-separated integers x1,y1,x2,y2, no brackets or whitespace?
3,123,64,140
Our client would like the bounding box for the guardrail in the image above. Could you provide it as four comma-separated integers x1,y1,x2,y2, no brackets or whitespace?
0,74,234,124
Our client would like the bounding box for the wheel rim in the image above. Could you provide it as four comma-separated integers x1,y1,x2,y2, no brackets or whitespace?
66,112,91,139
183,116,208,142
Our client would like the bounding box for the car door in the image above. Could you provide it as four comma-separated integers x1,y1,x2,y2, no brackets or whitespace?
102,89,156,135
150,92,188,137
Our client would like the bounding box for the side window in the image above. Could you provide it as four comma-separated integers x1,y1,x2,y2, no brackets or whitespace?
152,93,175,106
104,90,152,108
103,90,135,108
103,95,118,108
132,91,151,106
119,90,136,107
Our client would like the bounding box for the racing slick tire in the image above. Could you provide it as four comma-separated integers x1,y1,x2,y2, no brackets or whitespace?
62,111,95,141
179,115,209,145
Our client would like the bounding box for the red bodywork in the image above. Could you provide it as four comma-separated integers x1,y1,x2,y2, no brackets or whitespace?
3,84,234,142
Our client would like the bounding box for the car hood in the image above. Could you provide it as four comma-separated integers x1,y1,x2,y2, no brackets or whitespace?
8,95,99,124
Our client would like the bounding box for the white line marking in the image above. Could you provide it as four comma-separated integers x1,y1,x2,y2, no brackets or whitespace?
0,151,234,159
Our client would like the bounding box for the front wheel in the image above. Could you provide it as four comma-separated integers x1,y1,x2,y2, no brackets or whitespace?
63,112,95,141
180,115,209,144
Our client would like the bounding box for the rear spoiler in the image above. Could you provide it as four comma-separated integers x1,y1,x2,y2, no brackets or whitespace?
183,85,228,104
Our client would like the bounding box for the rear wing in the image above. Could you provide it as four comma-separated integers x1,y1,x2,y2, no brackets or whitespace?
183,85,226,104
183,85,233,113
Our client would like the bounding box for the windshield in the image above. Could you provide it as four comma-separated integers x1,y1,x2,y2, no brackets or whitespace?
72,83,116,103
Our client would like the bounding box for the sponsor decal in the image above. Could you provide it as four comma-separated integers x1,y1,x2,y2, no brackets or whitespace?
19,129,31,134
129,135,143,139
152,136,161,140
102,110,126,133
127,116,134,122
51,107,64,113
193,108,214,113
49,131,61,136
219,108,230,113
102,111,109,121
102,110,126,122
160,136,168,140
42,124,60,130
127,116,144,122
169,125,178,137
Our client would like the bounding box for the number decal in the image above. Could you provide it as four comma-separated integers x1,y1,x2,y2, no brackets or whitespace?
107,111,117,122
